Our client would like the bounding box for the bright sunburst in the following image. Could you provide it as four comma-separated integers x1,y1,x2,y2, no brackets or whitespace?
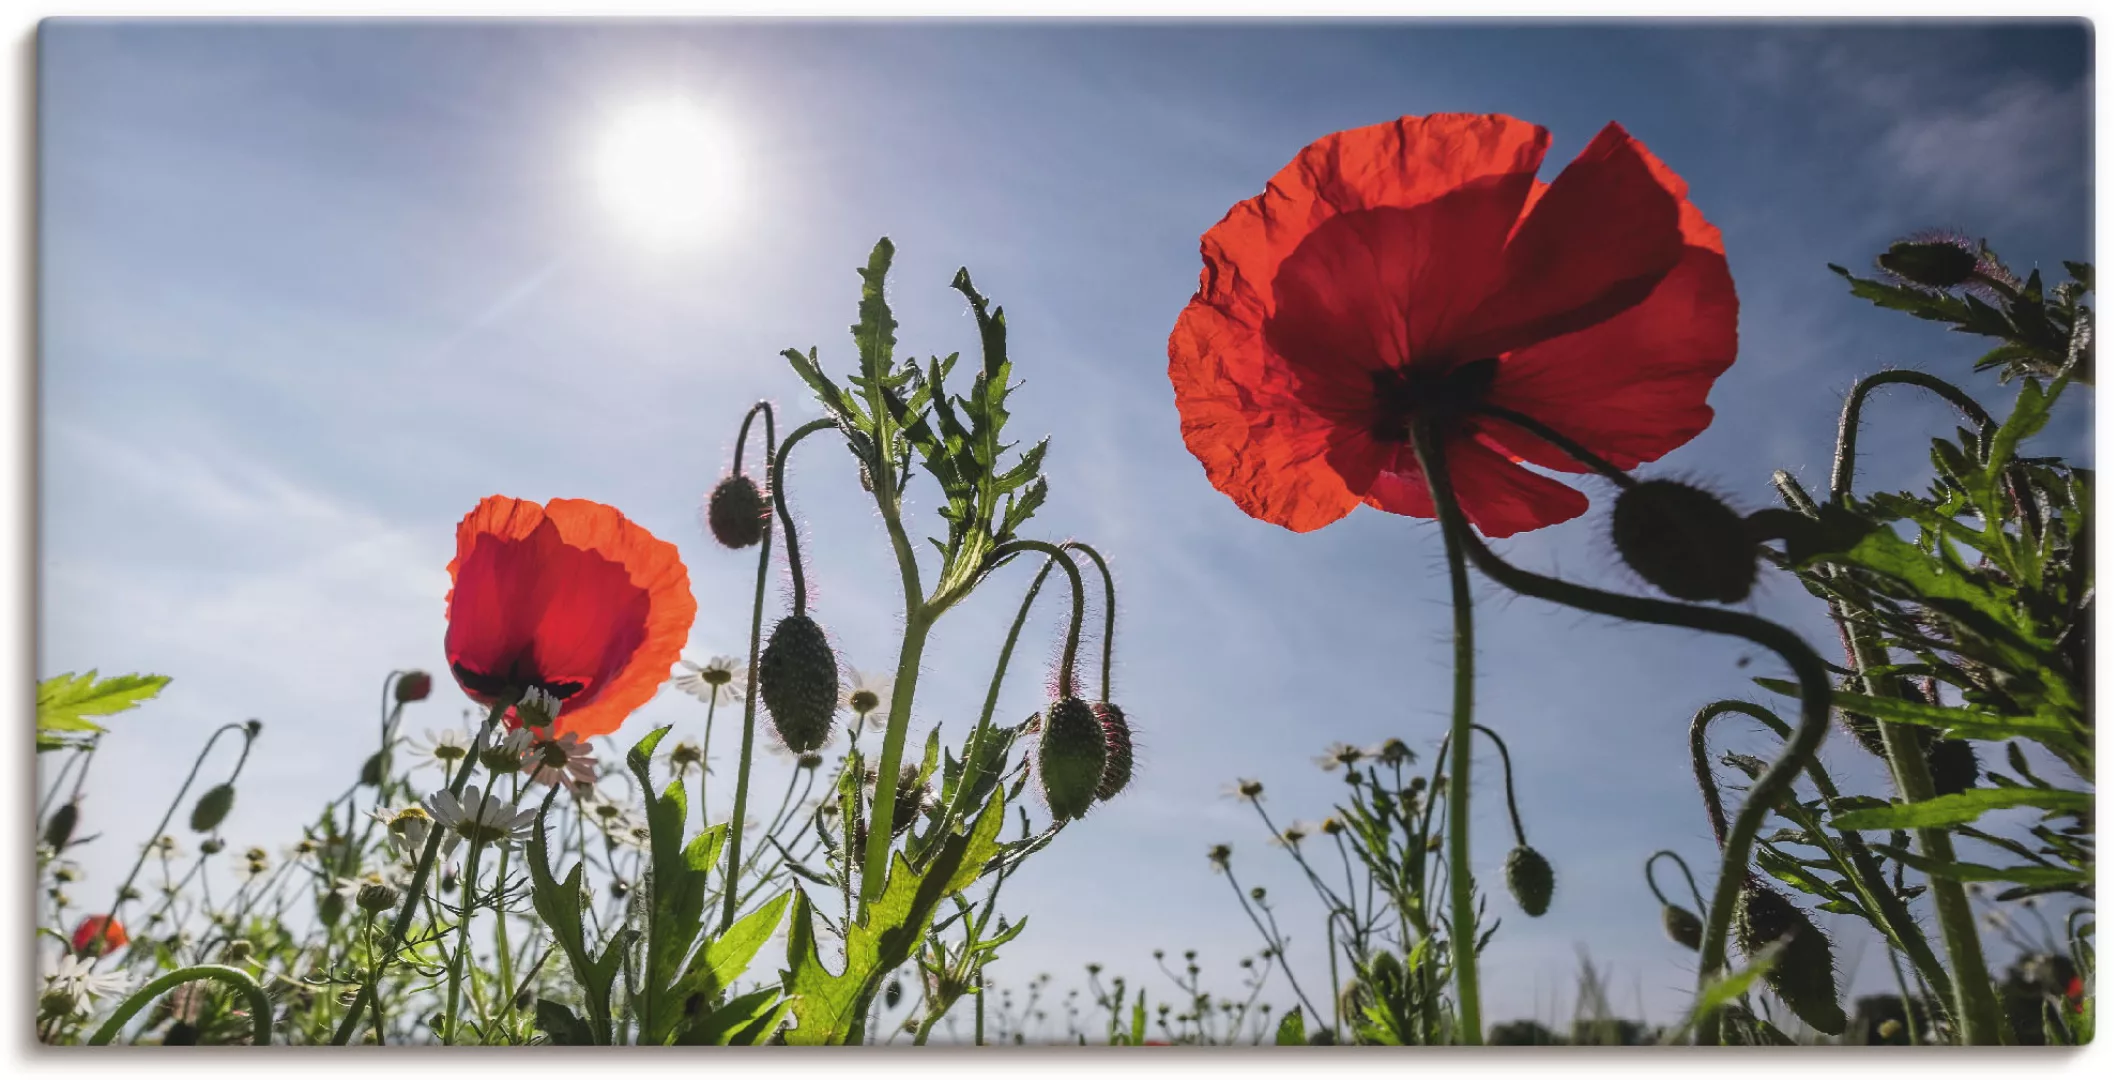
592,99,740,247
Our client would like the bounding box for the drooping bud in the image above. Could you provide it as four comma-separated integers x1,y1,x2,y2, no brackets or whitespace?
189,784,236,833
1504,846,1554,917
395,670,433,703
1925,737,1980,797
359,752,385,788
318,889,345,927
1037,697,1106,821
1876,236,1983,292
356,881,400,913
1736,878,1846,1035
1093,702,1134,802
43,801,79,852
758,614,839,753
706,475,769,550
200,838,225,856
1663,905,1704,951
1611,480,1756,603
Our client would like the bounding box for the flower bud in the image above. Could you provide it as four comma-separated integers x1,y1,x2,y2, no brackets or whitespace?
1662,905,1703,951
1876,236,1982,291
189,783,236,833
479,745,523,775
201,838,225,856
1037,697,1107,821
222,939,254,965
1611,480,1756,603
356,881,400,913
1093,703,1135,802
1736,878,1845,1036
318,889,345,927
707,475,769,550
1925,737,1980,797
395,670,433,703
359,752,385,788
1504,845,1554,917
758,614,839,753
885,979,904,1009
43,802,79,852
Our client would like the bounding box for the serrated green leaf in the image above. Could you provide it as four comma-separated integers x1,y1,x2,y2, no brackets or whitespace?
1870,844,2089,887
1275,1006,1306,1045
1830,786,2090,830
37,671,170,734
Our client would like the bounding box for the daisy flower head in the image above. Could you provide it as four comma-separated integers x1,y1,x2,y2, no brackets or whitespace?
1314,743,1367,771
422,785,536,858
841,666,895,731
368,805,434,859
523,730,598,789
411,728,473,772
480,728,533,775
673,656,746,706
41,953,130,1017
1221,778,1266,804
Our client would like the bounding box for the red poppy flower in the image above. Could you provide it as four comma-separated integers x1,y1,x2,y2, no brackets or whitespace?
445,496,696,740
71,915,127,955
1169,113,1737,538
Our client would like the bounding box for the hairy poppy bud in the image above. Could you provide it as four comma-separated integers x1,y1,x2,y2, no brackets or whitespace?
707,475,769,550
1612,480,1756,603
1925,737,1980,797
1736,878,1846,1035
356,881,399,913
396,670,432,703
190,784,236,833
1876,237,1981,291
758,614,839,753
1663,905,1704,951
1094,702,1134,802
1037,697,1106,821
318,889,345,927
359,752,385,788
1504,845,1554,917
888,765,929,837
43,802,79,852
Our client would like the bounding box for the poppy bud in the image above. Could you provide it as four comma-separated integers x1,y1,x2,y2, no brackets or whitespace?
1611,480,1756,603
1876,237,1981,291
356,881,399,913
1093,702,1135,802
1839,709,1890,759
396,670,433,703
1037,697,1106,821
43,802,79,852
1925,737,1980,797
885,979,903,1009
888,765,929,837
758,614,839,753
201,838,225,856
359,752,385,788
189,784,236,833
318,890,345,927
707,475,769,550
1504,845,1554,917
1663,905,1704,951
1736,878,1846,1036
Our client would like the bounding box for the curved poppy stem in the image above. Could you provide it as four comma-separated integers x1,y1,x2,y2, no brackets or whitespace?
1404,422,1483,1045
331,693,514,1045
1474,404,1639,489
1645,850,1707,916
943,556,1059,839
86,720,252,967
772,419,836,616
720,406,779,935
1829,369,1995,504
1691,698,1957,1023
1406,422,1831,1045
88,964,273,1046
989,540,1088,699
731,399,772,479
1060,541,1117,701
1439,723,1528,847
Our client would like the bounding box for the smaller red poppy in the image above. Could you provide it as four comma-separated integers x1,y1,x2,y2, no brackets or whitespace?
445,496,697,740
71,915,128,956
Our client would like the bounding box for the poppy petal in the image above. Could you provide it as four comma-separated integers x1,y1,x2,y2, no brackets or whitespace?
1448,122,1687,360
537,498,695,739
1360,434,1591,539
1482,197,1738,472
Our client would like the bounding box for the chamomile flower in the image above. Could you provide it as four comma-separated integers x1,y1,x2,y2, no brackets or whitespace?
422,785,535,858
41,954,130,1016
841,665,895,731
368,806,433,858
673,656,746,706
1220,778,1266,803
522,730,598,789
411,728,474,772
1314,743,1366,771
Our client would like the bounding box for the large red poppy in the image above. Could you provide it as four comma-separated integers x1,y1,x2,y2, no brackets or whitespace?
445,496,696,740
71,915,127,955
1169,114,1737,538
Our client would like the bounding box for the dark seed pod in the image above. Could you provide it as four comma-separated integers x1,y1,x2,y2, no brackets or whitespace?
758,614,839,753
1925,737,1980,797
43,802,80,852
1876,238,1982,291
1662,905,1704,951
1839,708,1889,759
1037,697,1107,822
189,784,236,833
706,475,769,550
1611,480,1756,604
1504,846,1554,917
395,670,432,703
1093,703,1134,802
1735,878,1846,1035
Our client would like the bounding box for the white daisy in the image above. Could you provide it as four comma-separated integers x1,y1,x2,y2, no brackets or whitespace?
410,728,474,772
421,785,536,857
673,656,747,705
605,810,654,851
368,805,433,858
42,953,130,1016
523,730,598,789
841,666,894,731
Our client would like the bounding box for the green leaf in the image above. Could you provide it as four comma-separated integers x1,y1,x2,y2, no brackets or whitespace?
678,986,792,1046
625,725,724,1046
1275,1006,1306,1045
534,999,595,1046
682,889,791,1009
37,671,170,734
1662,943,1784,1046
526,787,635,1044
1869,844,2090,887
1753,678,2078,744
1829,787,2090,830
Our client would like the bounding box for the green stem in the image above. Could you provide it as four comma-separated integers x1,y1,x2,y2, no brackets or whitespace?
720,408,778,934
698,693,719,834
89,965,273,1046
1829,369,1996,503
443,837,488,1044
772,419,836,616
1061,541,1117,700
858,612,933,909
87,722,251,964
1645,850,1708,916
1405,423,1832,1045
1405,424,1483,1045
330,695,512,1045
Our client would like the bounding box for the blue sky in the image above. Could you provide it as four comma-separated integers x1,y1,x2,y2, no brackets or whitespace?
38,20,2090,1033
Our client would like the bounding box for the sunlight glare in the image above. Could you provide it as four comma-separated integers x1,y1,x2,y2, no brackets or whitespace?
593,99,740,247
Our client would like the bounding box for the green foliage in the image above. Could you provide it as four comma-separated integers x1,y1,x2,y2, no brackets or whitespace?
37,670,169,750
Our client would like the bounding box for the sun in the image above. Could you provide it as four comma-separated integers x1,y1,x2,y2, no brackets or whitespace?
592,99,741,247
